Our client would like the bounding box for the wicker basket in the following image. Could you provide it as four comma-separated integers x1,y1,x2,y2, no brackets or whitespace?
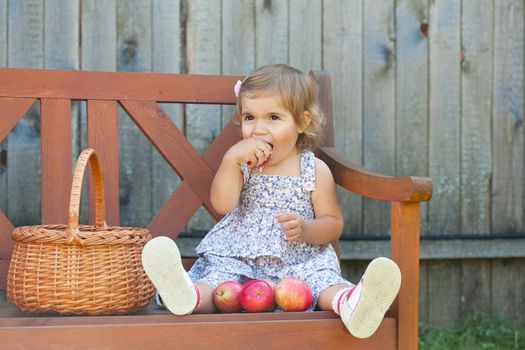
7,148,155,315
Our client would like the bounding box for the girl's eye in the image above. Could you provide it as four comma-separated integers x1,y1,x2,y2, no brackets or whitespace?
270,114,280,121
243,115,254,121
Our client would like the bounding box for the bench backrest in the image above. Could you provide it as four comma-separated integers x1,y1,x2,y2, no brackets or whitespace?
0,68,335,288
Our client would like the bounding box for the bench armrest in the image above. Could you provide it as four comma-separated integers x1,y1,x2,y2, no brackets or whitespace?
318,146,432,202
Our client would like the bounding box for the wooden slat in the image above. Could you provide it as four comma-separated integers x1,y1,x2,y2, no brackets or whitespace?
44,0,79,70
148,118,241,237
323,0,364,237
390,202,420,350
461,260,491,315
87,100,119,226
289,0,322,72
0,211,14,259
319,147,432,202
255,0,288,65
492,0,524,233
0,68,240,104
419,260,429,326
117,1,153,228
120,100,218,217
0,0,7,274
40,99,72,224
428,0,461,235
0,98,35,142
491,1,525,322
363,0,396,237
221,0,254,127
7,1,43,227
428,0,462,328
396,0,430,237
185,0,222,234
0,315,397,350
460,0,494,321
0,0,5,68
151,0,183,216
81,0,117,224
81,0,117,72
460,0,492,234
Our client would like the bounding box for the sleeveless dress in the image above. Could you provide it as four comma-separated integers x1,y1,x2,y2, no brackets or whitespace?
188,151,352,307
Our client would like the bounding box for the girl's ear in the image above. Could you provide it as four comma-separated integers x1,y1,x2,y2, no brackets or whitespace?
298,111,313,133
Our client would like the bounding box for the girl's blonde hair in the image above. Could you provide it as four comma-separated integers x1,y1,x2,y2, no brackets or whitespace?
236,64,325,151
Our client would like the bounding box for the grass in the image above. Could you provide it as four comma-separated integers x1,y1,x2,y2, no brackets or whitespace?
419,315,525,350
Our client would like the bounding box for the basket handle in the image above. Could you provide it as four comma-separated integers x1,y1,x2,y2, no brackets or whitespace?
66,148,108,245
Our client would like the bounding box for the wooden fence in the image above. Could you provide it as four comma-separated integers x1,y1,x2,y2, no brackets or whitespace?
0,0,524,326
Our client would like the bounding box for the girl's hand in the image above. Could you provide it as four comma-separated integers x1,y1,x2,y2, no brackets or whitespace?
274,212,306,242
224,138,272,168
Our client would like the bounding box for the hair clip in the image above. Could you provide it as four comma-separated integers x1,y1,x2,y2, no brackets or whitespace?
234,75,249,98
234,80,242,98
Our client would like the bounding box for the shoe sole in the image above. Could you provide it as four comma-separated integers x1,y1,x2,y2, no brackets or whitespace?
141,236,196,315
346,257,401,339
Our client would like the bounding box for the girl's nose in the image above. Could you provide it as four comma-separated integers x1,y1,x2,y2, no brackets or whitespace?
253,120,268,134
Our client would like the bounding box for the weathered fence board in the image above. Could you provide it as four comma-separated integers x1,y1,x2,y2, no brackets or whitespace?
185,0,221,233
363,0,395,236
0,0,6,224
221,0,254,127
289,0,322,72
7,0,43,227
116,0,153,228
427,0,462,327
394,2,431,324
396,0,429,236
491,0,524,323
323,0,363,237
152,0,183,217
459,0,494,325
255,0,288,66
81,0,117,223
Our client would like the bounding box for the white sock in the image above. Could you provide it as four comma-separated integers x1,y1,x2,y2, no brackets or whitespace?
332,287,353,315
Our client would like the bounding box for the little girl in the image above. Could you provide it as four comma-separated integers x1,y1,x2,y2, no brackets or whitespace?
142,64,401,339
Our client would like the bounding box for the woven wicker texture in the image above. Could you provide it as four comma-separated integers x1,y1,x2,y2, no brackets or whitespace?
7,148,155,315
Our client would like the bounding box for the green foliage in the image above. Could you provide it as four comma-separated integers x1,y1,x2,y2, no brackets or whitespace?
419,315,525,350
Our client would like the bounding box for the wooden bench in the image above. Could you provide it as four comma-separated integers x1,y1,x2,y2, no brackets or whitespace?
0,68,432,349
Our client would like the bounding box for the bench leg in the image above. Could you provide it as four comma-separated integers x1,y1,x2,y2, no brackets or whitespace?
390,201,420,350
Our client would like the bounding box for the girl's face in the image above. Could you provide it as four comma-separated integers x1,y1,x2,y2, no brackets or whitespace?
240,95,307,166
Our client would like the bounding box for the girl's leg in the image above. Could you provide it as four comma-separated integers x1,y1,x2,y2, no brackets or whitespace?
317,283,351,311
318,257,401,339
193,282,217,314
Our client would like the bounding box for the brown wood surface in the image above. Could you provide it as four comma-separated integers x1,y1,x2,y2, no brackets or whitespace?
390,202,420,350
319,147,432,202
0,68,240,104
87,100,119,226
0,98,35,142
0,313,397,350
0,212,14,260
40,98,72,225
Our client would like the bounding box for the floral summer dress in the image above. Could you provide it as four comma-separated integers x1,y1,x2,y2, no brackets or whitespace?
188,151,352,306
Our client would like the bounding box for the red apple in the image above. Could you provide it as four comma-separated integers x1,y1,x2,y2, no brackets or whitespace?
240,280,274,312
275,277,313,312
213,281,243,313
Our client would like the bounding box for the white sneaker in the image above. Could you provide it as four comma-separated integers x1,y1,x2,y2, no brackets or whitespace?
340,257,401,338
141,236,197,315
